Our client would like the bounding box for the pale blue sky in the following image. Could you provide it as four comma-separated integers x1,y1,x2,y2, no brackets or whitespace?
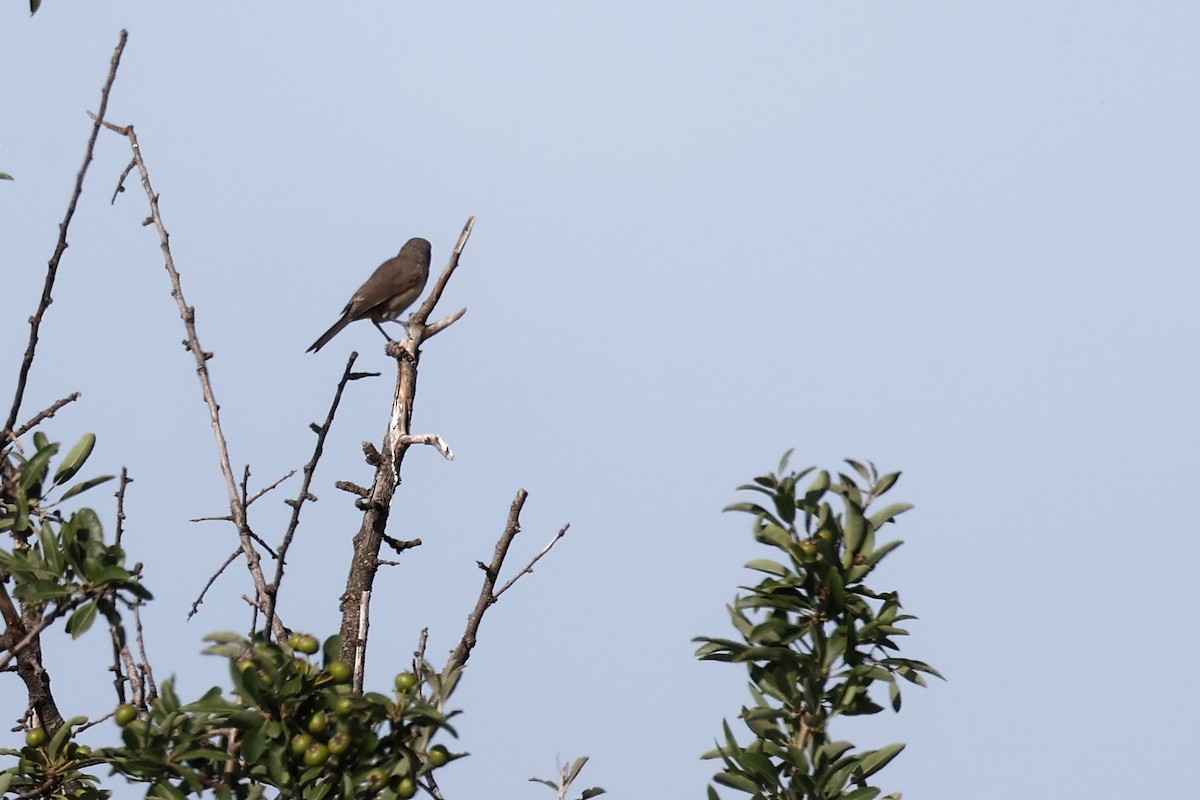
4,4,1199,798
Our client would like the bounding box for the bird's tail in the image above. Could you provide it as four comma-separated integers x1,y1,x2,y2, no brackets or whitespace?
306,314,352,353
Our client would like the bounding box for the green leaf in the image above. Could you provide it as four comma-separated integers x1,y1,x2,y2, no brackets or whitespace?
66,601,99,638
53,433,96,486
872,471,901,497
241,725,266,763
16,579,72,603
29,0,42,15
20,442,58,491
38,521,64,573
856,742,905,779
579,789,607,799
183,686,239,714
0,172,13,181
566,756,588,784
745,559,788,576
60,474,115,502
755,524,792,549
842,788,883,800
713,771,760,793
48,716,87,758
868,503,913,529
806,469,830,497
148,781,188,800
845,459,871,482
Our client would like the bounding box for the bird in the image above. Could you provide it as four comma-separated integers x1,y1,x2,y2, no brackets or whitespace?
307,237,432,353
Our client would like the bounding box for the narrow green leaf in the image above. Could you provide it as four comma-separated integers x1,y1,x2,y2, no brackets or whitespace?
19,443,57,491
148,780,188,800
38,522,63,573
745,559,788,576
872,471,901,497
713,771,760,793
48,716,87,758
566,756,588,783
59,474,115,502
843,503,866,556
842,788,883,800
845,459,871,482
856,742,905,779
868,503,913,529
53,433,96,485
580,788,606,799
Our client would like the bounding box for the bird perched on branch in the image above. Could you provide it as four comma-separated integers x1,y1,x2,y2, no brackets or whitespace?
307,237,432,353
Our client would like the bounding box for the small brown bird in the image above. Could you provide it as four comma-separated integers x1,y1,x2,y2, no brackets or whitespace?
307,237,432,353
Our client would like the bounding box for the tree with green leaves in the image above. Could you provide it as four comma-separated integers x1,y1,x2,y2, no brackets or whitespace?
696,455,941,800
1,31,597,800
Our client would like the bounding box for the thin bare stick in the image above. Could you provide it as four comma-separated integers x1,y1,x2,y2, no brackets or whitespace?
447,490,525,672
337,217,475,666
6,393,82,444
98,118,280,638
113,467,131,546
446,490,571,673
246,469,297,507
3,31,127,436
494,523,570,599
263,353,360,639
131,598,157,703
187,547,241,620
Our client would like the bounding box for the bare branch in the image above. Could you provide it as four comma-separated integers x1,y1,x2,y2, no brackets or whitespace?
337,217,476,668
246,469,297,507
3,30,127,436
131,598,158,704
5,393,82,444
263,353,361,638
447,490,570,672
100,118,280,638
113,467,132,546
187,547,241,620
494,523,570,599
396,433,455,460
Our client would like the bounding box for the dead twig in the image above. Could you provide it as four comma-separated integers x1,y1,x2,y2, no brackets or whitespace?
263,353,361,640
97,114,281,639
337,217,474,667
3,31,127,436
448,490,570,672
